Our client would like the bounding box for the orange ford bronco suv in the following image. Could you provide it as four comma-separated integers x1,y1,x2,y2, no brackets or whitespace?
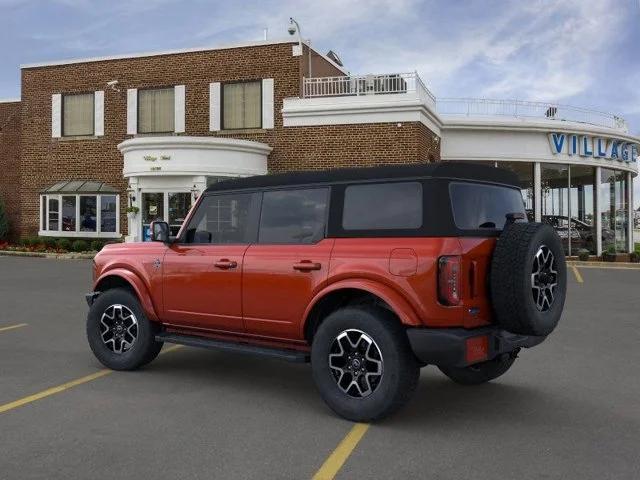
86,163,566,421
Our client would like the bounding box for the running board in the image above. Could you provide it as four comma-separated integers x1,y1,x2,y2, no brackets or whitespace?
156,333,310,363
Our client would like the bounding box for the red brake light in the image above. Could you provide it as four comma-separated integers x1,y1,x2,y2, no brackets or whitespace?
438,255,461,306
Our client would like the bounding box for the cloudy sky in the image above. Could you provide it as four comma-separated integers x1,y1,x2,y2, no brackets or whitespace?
0,0,638,131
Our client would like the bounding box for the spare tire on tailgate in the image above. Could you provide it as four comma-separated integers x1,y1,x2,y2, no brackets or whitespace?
490,222,566,336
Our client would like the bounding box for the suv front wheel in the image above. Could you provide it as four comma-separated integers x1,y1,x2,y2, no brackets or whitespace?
311,306,419,422
86,288,163,371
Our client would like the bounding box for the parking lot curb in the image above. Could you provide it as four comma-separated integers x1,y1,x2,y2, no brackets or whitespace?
567,260,640,269
0,250,95,260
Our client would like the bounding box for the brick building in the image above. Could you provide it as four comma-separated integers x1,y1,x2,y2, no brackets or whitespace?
3,39,440,242
1,37,638,254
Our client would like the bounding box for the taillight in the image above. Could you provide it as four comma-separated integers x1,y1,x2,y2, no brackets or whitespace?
438,255,461,306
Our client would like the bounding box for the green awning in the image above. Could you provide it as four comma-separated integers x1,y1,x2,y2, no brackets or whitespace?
41,180,119,194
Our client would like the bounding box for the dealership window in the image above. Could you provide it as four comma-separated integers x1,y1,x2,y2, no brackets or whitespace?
222,81,261,129
570,166,596,254
39,181,120,238
62,93,94,136
541,164,570,254
600,168,628,253
138,87,175,133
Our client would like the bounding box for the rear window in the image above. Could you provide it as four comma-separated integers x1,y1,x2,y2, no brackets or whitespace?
450,182,526,230
343,182,422,230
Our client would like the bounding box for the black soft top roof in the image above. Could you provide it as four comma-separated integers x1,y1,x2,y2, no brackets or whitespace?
204,162,519,193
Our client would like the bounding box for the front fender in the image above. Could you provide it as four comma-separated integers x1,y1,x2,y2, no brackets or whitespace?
94,268,159,322
301,278,422,337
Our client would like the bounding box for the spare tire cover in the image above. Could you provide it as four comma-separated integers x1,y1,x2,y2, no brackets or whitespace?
490,222,566,336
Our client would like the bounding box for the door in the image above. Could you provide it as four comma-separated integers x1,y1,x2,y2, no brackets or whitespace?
162,191,258,332
242,187,333,340
142,191,192,241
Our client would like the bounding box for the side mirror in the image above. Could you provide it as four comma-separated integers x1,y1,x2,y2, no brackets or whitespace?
150,221,170,243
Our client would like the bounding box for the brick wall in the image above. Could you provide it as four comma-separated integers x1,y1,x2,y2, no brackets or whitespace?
17,41,440,238
0,101,21,240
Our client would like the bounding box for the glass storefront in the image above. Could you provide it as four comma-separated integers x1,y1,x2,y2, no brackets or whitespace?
569,166,596,254
600,169,629,253
485,161,632,256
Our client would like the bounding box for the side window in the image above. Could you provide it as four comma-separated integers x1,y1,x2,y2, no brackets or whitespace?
182,193,254,244
259,188,328,244
342,182,422,230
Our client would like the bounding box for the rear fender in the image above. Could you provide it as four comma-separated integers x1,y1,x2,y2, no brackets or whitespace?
94,268,159,322
301,279,421,338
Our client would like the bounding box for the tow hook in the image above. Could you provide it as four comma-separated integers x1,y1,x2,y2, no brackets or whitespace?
509,347,521,360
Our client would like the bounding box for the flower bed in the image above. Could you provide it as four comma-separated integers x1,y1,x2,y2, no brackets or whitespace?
0,236,122,254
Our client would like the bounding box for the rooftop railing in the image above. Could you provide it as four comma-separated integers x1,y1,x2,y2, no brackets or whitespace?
302,72,436,104
301,73,628,132
436,98,628,132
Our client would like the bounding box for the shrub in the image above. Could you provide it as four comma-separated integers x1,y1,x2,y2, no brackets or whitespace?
630,252,640,263
43,237,58,249
90,240,104,251
0,197,9,241
57,238,71,251
71,239,88,252
577,249,590,261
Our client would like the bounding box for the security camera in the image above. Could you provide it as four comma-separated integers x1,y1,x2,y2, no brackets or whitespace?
288,24,296,35
107,80,120,93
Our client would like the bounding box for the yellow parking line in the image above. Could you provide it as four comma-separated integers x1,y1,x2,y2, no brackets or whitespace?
312,423,370,480
0,344,183,415
0,323,28,333
571,266,584,283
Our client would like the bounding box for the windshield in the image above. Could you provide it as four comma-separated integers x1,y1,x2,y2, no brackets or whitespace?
449,182,526,230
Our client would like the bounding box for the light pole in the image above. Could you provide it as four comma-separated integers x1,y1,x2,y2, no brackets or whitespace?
288,17,312,90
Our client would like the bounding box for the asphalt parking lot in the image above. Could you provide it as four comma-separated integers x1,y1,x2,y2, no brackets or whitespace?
1,256,639,479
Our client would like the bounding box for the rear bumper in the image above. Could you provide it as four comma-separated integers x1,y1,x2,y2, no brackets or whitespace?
406,326,546,368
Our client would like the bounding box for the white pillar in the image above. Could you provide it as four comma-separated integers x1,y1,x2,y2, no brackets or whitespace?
595,166,602,256
627,171,633,253
534,162,542,222
125,177,140,243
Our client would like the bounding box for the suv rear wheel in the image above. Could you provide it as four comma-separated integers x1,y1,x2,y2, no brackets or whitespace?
311,306,419,422
86,288,163,371
438,354,516,385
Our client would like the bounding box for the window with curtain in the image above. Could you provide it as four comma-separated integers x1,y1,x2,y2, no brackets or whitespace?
63,93,94,136
223,81,261,129
138,88,175,133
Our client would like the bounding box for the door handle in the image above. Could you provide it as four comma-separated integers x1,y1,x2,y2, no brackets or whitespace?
214,259,238,269
293,261,321,272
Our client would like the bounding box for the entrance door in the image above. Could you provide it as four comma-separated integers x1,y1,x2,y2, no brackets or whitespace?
162,191,258,332
242,187,332,340
141,192,192,241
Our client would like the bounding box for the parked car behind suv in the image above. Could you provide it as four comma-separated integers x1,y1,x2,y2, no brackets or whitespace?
86,163,566,421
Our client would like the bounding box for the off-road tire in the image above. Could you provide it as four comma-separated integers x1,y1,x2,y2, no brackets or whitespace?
87,288,163,370
490,222,566,336
438,355,516,385
311,306,420,422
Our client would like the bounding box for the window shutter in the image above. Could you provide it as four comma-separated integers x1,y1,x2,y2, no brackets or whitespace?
174,85,185,133
262,78,274,129
51,94,62,138
209,82,221,131
94,90,104,136
127,89,137,135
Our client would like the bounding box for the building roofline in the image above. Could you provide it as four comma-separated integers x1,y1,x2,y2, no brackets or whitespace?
19,38,348,74
0,98,20,103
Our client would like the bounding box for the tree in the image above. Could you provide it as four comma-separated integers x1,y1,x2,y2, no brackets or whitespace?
0,197,9,241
